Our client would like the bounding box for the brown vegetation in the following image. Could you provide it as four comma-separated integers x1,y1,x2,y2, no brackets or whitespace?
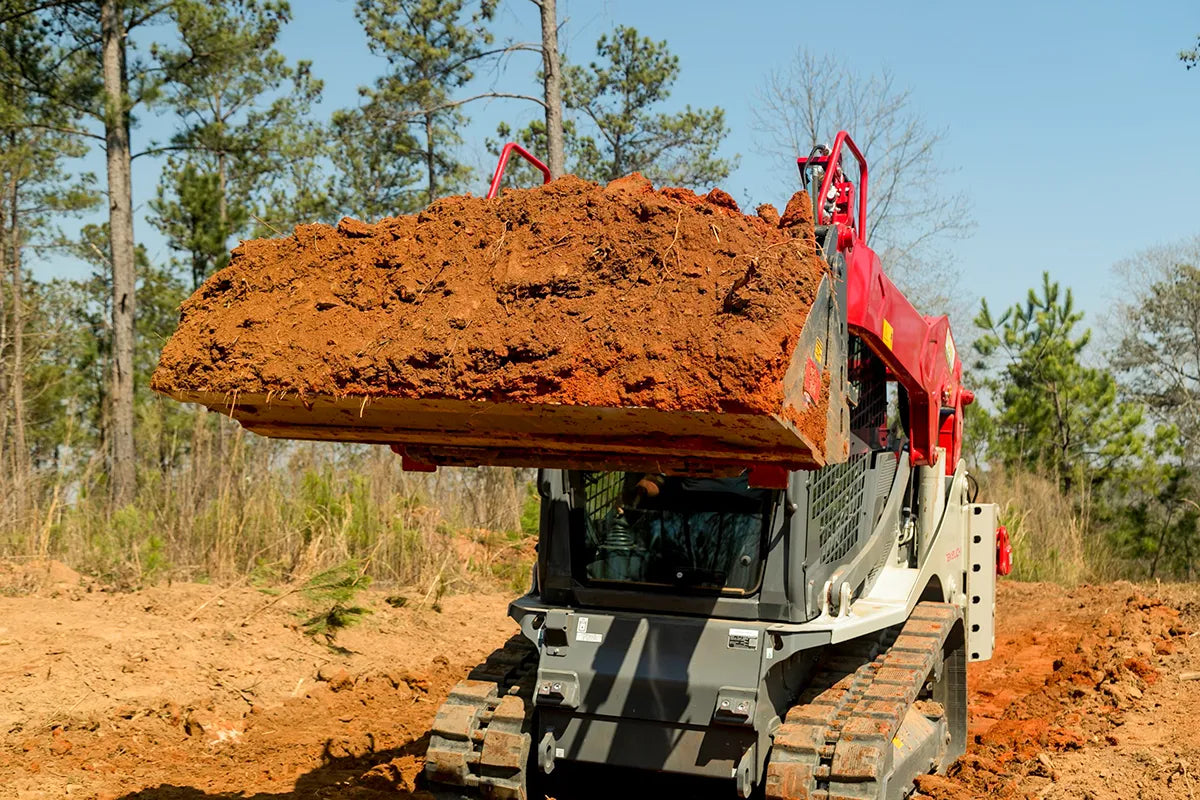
0,417,537,590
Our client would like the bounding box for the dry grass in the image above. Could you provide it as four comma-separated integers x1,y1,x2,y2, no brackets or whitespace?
0,402,1127,593
0,413,538,591
980,466,1116,585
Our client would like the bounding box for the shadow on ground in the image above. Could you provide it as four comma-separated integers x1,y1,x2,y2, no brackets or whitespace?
114,737,431,800
113,740,727,800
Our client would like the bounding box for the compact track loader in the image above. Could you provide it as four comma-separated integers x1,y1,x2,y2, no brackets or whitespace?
155,133,1011,800
420,135,1010,800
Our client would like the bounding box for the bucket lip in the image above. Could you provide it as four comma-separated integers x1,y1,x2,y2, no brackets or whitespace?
159,388,830,474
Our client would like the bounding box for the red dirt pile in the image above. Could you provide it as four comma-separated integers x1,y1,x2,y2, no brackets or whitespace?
151,175,828,419
916,592,1191,799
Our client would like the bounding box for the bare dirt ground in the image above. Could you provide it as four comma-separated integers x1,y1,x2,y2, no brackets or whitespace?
1,561,1197,800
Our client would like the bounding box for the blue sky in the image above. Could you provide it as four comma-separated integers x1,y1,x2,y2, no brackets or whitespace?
41,0,1200,334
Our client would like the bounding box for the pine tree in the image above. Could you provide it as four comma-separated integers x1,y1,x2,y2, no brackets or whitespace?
972,273,1146,492
1182,34,1199,69
150,0,323,285
564,26,734,187
498,25,735,189
62,224,186,453
2,0,176,506
0,10,97,511
530,0,563,177
325,106,423,220
354,0,499,204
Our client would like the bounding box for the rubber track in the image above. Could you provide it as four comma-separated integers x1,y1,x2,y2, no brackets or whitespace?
425,634,539,800
765,602,961,800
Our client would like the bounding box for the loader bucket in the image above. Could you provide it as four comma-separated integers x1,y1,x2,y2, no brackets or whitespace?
152,175,849,475
161,272,846,474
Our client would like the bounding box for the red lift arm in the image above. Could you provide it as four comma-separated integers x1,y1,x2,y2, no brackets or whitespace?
798,131,971,473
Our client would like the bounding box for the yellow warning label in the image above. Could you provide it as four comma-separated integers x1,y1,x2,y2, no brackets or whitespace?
814,338,824,365
882,319,894,350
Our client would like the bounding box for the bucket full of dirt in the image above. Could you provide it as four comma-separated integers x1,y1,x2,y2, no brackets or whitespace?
151,174,848,475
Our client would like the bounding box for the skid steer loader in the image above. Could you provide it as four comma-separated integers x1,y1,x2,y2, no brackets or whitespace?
153,132,1009,800
419,133,1010,800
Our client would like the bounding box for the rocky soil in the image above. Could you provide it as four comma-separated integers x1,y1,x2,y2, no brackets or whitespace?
150,176,833,451
1,561,1197,799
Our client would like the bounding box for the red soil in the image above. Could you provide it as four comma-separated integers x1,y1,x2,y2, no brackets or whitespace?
2,571,1198,799
151,174,828,420
917,585,1195,799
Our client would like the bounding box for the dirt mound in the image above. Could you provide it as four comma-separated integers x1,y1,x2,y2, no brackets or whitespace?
917,590,1192,799
151,174,827,419
0,558,88,596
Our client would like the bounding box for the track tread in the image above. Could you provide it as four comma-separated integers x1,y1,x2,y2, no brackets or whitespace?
765,602,961,800
425,634,538,800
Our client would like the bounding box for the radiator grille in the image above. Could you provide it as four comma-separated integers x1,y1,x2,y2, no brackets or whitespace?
812,454,869,564
867,455,899,583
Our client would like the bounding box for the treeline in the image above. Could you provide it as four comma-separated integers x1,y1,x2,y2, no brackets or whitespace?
0,0,744,584
0,1,1193,586
969,244,1200,583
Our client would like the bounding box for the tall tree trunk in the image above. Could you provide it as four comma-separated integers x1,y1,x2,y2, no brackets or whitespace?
9,171,30,501
1149,508,1174,579
424,113,436,203
537,0,564,178
217,150,228,237
102,0,137,508
0,169,8,484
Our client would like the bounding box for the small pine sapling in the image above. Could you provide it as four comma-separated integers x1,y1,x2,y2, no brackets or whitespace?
298,560,373,643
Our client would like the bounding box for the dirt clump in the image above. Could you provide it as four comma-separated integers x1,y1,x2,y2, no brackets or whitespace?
0,558,89,597
151,175,828,421
918,586,1194,799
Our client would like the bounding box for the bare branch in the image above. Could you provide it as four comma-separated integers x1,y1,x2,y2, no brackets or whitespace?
0,122,103,143
131,143,203,160
0,0,76,26
753,48,973,315
385,92,548,120
127,0,176,31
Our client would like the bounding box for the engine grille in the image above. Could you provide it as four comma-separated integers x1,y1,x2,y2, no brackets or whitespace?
867,454,899,583
812,454,869,564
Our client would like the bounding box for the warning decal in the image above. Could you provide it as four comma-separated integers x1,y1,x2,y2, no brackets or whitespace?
728,628,759,650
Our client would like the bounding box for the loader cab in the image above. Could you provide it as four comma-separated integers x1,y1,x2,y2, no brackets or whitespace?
532,335,901,626
570,471,777,595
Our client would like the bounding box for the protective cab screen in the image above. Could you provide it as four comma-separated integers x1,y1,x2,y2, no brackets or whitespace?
570,471,778,594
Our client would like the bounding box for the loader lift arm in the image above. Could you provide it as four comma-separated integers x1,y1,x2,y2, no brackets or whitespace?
799,131,972,472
